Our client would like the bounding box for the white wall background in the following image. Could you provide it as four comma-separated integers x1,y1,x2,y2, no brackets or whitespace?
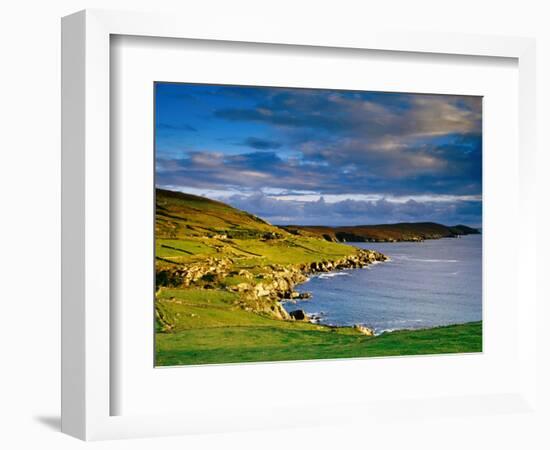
0,1,548,449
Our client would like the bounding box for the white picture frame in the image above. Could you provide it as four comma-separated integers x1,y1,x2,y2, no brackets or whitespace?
61,9,537,441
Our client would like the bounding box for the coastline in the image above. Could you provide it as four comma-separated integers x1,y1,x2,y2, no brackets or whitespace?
234,248,388,328
154,189,482,365
282,223,481,244
155,240,482,366
280,263,392,336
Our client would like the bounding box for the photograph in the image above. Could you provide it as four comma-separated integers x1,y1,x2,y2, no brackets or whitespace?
154,82,483,366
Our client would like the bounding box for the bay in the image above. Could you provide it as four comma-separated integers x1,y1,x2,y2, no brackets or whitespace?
285,234,482,334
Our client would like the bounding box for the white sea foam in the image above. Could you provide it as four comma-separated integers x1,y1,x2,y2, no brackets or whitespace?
317,272,351,279
396,255,458,263
374,328,397,336
408,258,458,263
390,319,423,324
308,311,325,323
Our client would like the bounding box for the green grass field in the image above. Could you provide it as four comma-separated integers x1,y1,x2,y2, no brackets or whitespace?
156,320,483,366
155,287,482,366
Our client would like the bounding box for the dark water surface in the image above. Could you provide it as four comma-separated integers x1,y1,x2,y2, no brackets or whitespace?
286,234,482,334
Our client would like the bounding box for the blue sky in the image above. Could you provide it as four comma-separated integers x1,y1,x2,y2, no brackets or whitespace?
155,83,482,227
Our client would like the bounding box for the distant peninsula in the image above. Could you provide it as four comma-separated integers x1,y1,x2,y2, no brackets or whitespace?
281,222,480,243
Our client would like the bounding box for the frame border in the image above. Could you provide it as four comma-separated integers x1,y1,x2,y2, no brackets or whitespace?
61,9,537,440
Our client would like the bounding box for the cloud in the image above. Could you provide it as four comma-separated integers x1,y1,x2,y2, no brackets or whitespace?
297,132,481,187
215,89,481,140
156,151,297,191
239,137,282,150
208,89,482,195
221,191,482,227
156,130,481,197
225,192,304,219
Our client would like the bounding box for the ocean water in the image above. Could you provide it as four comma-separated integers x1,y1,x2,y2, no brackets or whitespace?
286,234,482,334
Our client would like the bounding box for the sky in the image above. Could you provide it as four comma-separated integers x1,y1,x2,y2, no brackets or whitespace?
155,83,482,227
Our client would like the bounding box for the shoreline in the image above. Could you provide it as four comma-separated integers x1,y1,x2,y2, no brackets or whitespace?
282,235,480,336
277,249,391,336
272,248,388,328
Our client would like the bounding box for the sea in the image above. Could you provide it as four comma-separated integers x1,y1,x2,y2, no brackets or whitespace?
285,234,482,334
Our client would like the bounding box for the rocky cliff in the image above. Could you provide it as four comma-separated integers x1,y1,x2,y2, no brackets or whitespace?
156,249,387,320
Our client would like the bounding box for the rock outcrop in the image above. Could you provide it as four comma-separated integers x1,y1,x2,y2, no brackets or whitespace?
226,249,387,304
156,256,234,288
354,324,375,336
289,309,307,320
156,249,387,321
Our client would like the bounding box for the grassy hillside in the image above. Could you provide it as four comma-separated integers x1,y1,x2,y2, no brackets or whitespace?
155,188,363,273
154,188,482,366
156,188,277,240
282,222,480,243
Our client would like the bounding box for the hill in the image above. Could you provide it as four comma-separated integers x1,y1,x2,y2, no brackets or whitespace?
282,222,480,243
156,188,280,240
155,188,371,270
